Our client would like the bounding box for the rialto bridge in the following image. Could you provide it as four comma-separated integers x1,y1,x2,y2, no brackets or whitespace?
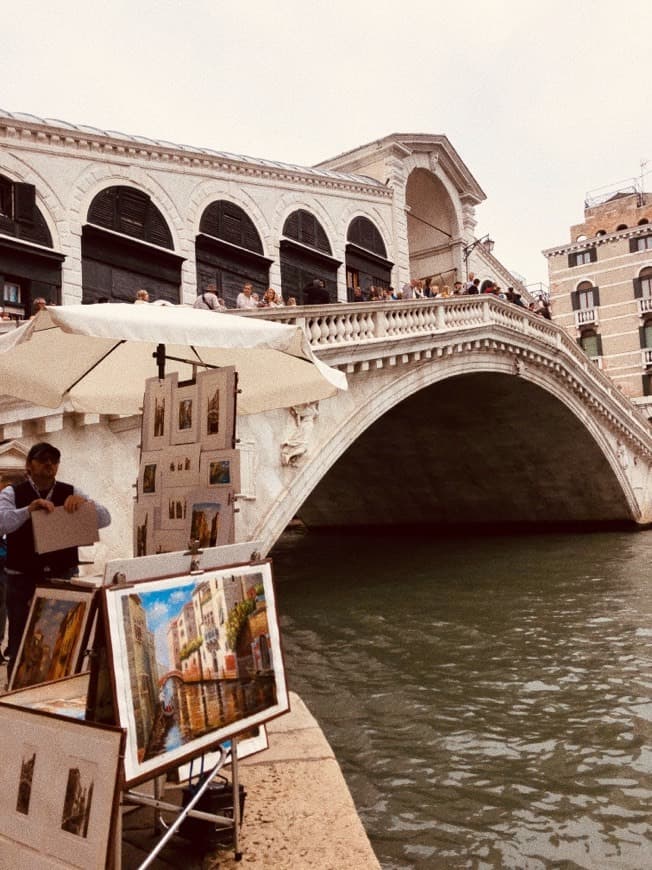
1,294,651,565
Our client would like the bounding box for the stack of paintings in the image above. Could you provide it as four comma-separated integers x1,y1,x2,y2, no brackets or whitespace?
135,368,239,556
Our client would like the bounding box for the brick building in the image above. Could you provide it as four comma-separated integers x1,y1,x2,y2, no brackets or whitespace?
544,187,652,419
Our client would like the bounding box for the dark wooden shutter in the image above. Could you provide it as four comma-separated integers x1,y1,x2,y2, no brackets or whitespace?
14,183,35,223
596,334,603,356
633,278,642,298
592,286,600,306
589,247,597,263
643,374,652,396
571,291,580,310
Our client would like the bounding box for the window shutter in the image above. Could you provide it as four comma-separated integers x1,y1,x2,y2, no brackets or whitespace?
571,291,580,311
592,286,600,306
633,278,643,298
630,237,639,253
596,334,603,356
568,252,577,268
643,374,652,397
589,247,597,263
14,183,36,223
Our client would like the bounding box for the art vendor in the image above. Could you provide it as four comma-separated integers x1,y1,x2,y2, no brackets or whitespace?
0,442,111,678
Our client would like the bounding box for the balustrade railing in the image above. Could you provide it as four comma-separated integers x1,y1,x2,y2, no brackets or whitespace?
240,297,651,432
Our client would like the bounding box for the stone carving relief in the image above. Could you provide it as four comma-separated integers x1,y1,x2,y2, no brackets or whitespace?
280,402,320,467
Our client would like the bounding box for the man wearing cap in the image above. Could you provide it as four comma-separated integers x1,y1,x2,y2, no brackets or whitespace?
0,442,111,677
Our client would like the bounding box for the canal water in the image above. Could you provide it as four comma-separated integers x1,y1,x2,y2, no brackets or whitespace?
272,530,652,870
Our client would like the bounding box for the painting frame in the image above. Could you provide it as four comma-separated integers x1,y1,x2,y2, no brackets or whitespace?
198,367,237,450
0,703,124,869
138,451,163,502
9,586,95,692
102,560,288,786
186,486,234,548
200,449,241,491
141,374,175,452
160,443,201,489
171,381,199,445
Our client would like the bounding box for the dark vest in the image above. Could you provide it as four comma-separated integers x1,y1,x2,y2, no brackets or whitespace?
6,480,78,576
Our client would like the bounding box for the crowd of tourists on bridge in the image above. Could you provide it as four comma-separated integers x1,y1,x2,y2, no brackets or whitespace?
3,272,551,322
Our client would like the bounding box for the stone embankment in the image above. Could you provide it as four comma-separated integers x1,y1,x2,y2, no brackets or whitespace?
122,692,380,869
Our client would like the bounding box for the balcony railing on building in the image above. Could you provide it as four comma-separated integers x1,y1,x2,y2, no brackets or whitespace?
642,348,652,368
637,297,652,317
575,308,598,328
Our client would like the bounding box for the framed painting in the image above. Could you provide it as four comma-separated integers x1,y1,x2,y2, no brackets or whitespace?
10,587,95,691
138,451,163,501
186,486,234,548
198,367,237,450
160,487,190,531
161,443,201,488
171,382,199,445
141,374,175,452
101,560,288,786
133,504,155,558
0,704,124,869
200,449,241,491
1,673,90,721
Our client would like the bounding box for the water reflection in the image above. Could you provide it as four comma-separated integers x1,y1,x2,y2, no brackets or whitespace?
273,531,652,869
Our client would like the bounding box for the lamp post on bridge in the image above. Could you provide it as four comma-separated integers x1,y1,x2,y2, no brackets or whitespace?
463,234,495,280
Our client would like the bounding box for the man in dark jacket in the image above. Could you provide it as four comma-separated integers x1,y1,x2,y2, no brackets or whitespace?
0,442,111,677
303,279,330,305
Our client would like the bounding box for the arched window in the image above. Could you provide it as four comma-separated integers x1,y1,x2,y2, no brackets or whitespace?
87,186,173,249
282,209,332,254
0,174,62,318
196,200,270,308
573,280,599,310
638,218,649,226
595,229,607,237
634,266,652,300
579,328,602,358
616,224,627,231
82,185,181,304
345,217,393,299
280,210,340,303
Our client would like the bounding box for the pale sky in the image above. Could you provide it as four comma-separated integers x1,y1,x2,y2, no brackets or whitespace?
2,0,650,288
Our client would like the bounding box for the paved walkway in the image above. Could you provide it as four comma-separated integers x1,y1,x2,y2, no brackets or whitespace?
122,693,380,869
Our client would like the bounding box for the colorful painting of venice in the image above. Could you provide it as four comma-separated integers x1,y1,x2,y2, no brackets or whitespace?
103,560,288,785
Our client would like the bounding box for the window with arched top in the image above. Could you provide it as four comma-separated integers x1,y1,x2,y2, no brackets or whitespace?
195,200,271,307
347,217,387,258
280,210,339,303
345,216,393,299
87,186,173,249
634,266,652,300
616,224,627,231
0,174,62,318
595,229,607,237
283,209,332,254
573,280,599,310
82,185,181,304
579,327,602,359
638,218,649,226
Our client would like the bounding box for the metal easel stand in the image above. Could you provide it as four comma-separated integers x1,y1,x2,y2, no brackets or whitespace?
119,739,243,868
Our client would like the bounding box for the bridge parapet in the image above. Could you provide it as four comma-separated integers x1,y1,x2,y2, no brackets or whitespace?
238,297,652,457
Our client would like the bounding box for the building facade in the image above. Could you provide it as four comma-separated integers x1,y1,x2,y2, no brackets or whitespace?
544,189,652,419
0,111,524,317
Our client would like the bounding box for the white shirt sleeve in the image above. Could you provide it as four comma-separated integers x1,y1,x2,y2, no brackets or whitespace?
0,485,111,534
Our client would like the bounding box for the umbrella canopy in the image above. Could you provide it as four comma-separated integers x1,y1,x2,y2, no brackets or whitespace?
0,304,347,415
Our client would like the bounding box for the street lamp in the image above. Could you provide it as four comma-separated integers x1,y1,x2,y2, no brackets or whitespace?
463,234,495,279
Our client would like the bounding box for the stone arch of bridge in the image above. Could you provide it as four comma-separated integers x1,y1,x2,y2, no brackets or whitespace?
254,353,642,549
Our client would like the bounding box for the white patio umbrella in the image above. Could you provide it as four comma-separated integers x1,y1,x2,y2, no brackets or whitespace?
0,304,347,415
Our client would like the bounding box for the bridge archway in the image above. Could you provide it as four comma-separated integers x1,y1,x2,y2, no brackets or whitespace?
405,168,459,287
296,371,634,530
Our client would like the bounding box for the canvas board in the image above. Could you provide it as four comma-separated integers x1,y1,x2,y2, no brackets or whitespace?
1,673,90,721
102,560,288,786
0,704,124,869
160,443,201,488
137,451,163,501
197,367,237,450
160,486,190,530
133,504,155,557
10,587,95,691
171,382,199,445
141,374,175,452
32,502,99,554
186,486,234,548
200,449,241,491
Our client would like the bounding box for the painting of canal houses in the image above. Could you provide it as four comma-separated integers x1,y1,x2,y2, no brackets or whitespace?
102,560,288,785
